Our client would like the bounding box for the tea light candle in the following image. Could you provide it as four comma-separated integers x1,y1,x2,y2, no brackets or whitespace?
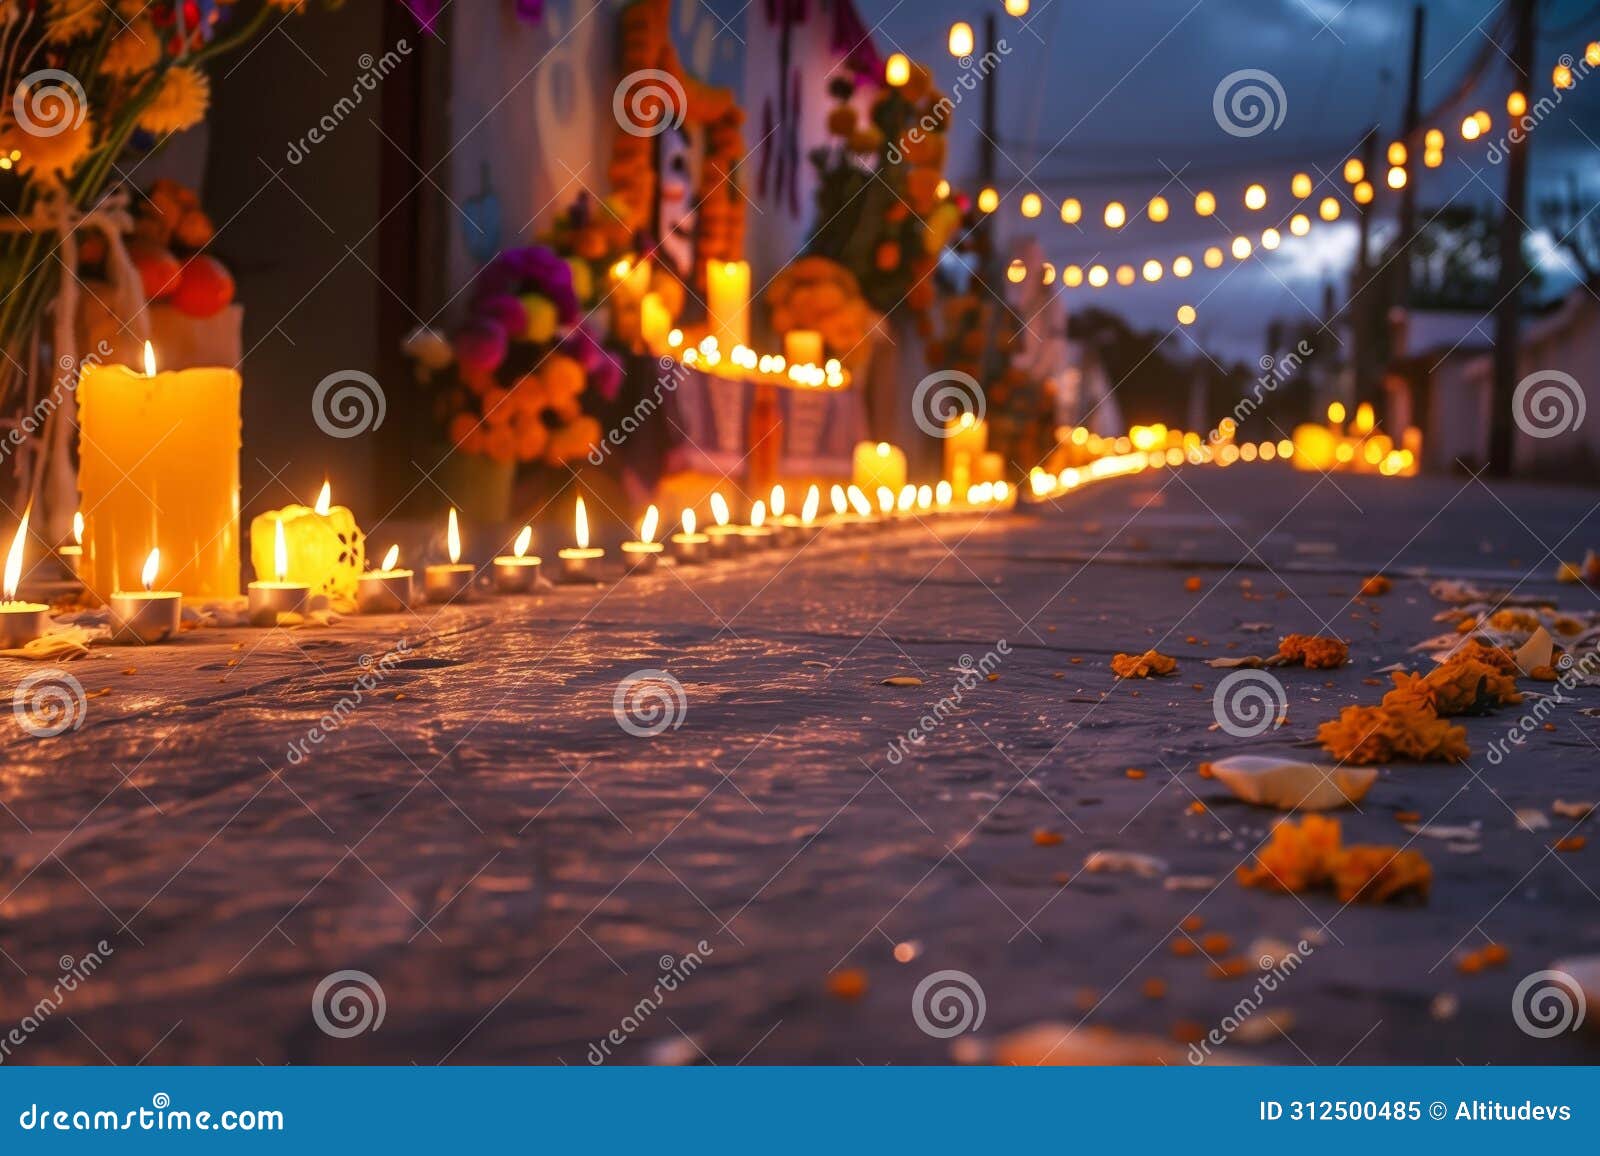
111,549,181,644
249,480,365,603
557,496,605,583
640,291,672,351
247,518,310,626
57,511,83,578
358,544,414,613
770,484,803,547
848,484,876,530
738,499,774,550
1,509,50,648
493,524,542,592
852,440,907,495
783,329,823,367
705,491,742,556
669,509,709,565
426,508,475,602
621,505,664,574
707,259,751,349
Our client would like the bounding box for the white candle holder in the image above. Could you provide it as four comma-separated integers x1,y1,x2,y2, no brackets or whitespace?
556,548,605,584
492,555,543,593
247,580,310,627
425,563,475,603
0,601,50,648
738,526,775,551
110,590,181,644
705,525,743,557
669,533,710,565
358,570,414,614
620,542,663,574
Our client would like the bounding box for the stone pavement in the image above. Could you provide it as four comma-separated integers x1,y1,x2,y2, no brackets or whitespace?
2,463,1598,1065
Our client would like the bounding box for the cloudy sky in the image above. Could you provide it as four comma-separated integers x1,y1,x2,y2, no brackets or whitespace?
871,0,1600,359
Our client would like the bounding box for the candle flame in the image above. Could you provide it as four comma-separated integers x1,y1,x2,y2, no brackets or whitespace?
802,484,820,525
381,544,400,571
750,500,766,528
830,484,848,515
876,441,891,457
141,548,160,592
72,510,83,546
3,506,28,601
876,486,894,514
897,485,915,512
314,480,331,516
936,480,953,506
513,524,533,558
710,491,730,527
142,341,156,377
640,505,659,545
273,518,288,582
848,485,872,517
575,497,589,550
682,509,697,536
770,484,786,518
447,507,461,564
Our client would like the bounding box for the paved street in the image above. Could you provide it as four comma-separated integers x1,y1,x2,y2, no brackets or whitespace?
3,463,1598,1065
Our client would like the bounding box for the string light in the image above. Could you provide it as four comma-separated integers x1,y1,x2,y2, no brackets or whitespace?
1005,0,1030,15
978,186,999,212
1104,201,1127,228
1195,190,1216,216
948,22,974,57
1088,264,1109,287
1173,255,1193,277
1142,259,1163,282
1387,141,1407,166
1425,128,1444,150
1060,197,1082,223
1244,183,1267,210
1507,91,1527,116
1177,305,1196,325
1007,259,1026,283
1021,192,1042,218
1260,227,1281,251
1115,264,1136,286
1231,236,1252,260
1063,264,1084,287
1387,166,1407,190
1343,158,1365,184
935,178,950,198
1354,180,1374,205
1289,213,1310,236
1554,62,1575,90
1147,195,1170,222
1203,246,1224,269
1461,114,1481,141
885,53,910,86
1291,172,1313,198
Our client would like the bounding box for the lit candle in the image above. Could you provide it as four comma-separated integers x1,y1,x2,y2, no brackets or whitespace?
640,292,672,351
493,524,542,592
111,548,181,644
783,329,823,367
358,544,414,613
57,510,83,577
935,480,954,510
975,451,1006,485
852,441,908,495
707,260,751,349
738,499,775,550
247,518,311,626
250,480,366,602
669,508,709,565
705,491,742,556
77,341,241,603
425,508,475,602
1,509,50,648
770,484,803,546
621,505,665,574
557,496,605,583
847,484,875,529
942,412,987,494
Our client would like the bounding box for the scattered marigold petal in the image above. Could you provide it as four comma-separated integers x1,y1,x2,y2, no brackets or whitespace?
1033,828,1064,847
1125,768,1146,780
1200,932,1233,954
1278,633,1350,669
1184,576,1204,592
1360,575,1393,597
1170,938,1197,958
1180,915,1204,933
1111,649,1178,678
826,969,868,1000
1555,836,1587,853
1141,977,1167,999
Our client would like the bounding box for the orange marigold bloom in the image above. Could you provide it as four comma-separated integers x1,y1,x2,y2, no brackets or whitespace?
1316,702,1468,764
1277,633,1349,669
1237,815,1343,893
1359,575,1393,596
1383,658,1520,717
1110,650,1178,678
1329,845,1432,904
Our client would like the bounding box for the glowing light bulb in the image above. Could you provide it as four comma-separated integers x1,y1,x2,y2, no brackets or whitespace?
1172,255,1193,278
1147,195,1169,222
1195,190,1216,216
1387,166,1407,190
1176,305,1196,326
1319,196,1341,221
1290,213,1310,236
885,52,911,86
1060,197,1082,224
1291,172,1313,198
1343,158,1365,184
1244,183,1267,210
1387,141,1407,166
948,21,974,57
977,186,999,213
1104,201,1126,228
1020,192,1042,218
1142,259,1163,282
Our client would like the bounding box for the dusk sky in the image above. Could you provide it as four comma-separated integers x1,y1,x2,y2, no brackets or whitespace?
873,0,1600,359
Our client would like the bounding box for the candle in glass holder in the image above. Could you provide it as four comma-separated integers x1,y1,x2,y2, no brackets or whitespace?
669,509,709,565
1,509,50,648
78,341,240,603
425,508,474,602
111,549,181,644
57,511,83,578
358,544,413,613
248,518,310,626
739,499,775,550
621,505,665,574
493,524,542,592
557,497,605,582
705,491,742,556
852,441,907,495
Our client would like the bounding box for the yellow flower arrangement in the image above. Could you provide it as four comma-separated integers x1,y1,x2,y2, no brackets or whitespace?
0,111,94,180
137,65,211,135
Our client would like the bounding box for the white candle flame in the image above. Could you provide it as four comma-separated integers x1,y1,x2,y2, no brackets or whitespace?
575,497,589,550
314,480,331,516
273,518,288,582
897,484,915,513
876,486,894,514
750,500,766,528
72,510,83,546
381,544,400,572
682,509,697,536
640,505,659,545
447,507,461,564
513,525,533,558
142,341,157,377
3,506,28,601
709,491,730,527
830,484,848,515
848,485,872,517
141,548,160,592
770,485,786,519
936,480,953,506
802,484,820,525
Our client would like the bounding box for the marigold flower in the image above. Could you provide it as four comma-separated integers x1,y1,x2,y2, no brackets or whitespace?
1110,650,1177,678
137,66,211,135
1277,633,1349,668
1329,845,1432,904
1316,702,1468,764
1238,816,1432,904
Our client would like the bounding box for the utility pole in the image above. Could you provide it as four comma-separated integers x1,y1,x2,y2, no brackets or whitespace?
1391,6,1426,359
1488,0,1536,475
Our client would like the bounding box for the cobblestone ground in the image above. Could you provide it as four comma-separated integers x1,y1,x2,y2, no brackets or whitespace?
2,464,1598,1064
